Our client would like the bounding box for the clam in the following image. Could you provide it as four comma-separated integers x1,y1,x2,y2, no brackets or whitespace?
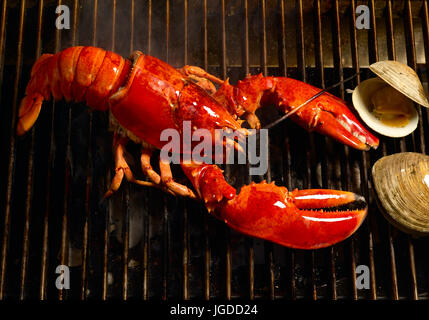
352,60,429,138
372,152,429,236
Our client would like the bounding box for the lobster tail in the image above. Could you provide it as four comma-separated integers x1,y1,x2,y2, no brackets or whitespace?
16,46,131,136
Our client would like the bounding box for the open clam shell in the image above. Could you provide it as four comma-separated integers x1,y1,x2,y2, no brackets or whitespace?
372,152,429,236
351,60,429,138
352,78,418,137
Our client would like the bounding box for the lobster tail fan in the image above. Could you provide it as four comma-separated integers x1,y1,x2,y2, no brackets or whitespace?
16,54,54,136
16,93,44,136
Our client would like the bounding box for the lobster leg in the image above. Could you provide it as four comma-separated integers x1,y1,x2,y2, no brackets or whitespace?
140,148,162,185
105,138,196,198
140,148,197,198
159,159,197,199
179,65,223,95
104,134,156,198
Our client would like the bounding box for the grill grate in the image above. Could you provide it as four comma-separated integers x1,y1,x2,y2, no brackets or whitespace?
1,0,429,300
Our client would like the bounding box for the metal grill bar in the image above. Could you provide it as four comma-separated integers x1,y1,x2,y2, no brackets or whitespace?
296,0,318,301
80,0,97,301
202,0,211,300
334,0,361,301
423,1,429,198
313,0,325,301
243,0,255,301
161,0,170,301
141,0,152,301
404,0,419,300
0,0,26,299
278,0,296,300
296,0,313,300
219,0,232,301
112,0,131,301
0,0,7,89
162,196,168,300
58,108,70,301
58,0,71,301
423,1,429,71
259,0,275,301
18,0,44,301
80,0,94,299
347,1,358,301
314,0,324,86
78,1,92,300
102,182,110,301
182,0,189,301
122,188,130,300
330,0,344,301
384,0,399,300
39,105,55,300
365,0,378,300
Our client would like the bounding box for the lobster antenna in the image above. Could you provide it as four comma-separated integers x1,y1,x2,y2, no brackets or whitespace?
263,70,363,130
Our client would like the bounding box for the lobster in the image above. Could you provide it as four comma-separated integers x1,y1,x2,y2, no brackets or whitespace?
16,46,378,249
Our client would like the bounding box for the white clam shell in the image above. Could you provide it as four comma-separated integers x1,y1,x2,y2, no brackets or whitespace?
372,152,429,236
352,77,418,138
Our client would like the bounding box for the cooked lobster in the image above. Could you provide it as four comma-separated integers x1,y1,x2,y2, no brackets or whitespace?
17,46,378,249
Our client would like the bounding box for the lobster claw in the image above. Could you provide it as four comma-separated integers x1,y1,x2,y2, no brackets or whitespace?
216,182,367,249
289,90,380,151
226,75,379,151
269,77,380,151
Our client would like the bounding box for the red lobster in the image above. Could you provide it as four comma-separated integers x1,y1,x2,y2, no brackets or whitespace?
17,46,378,249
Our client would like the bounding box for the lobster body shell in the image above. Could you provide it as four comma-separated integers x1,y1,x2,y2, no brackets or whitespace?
16,46,373,249
110,53,182,149
109,52,240,149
